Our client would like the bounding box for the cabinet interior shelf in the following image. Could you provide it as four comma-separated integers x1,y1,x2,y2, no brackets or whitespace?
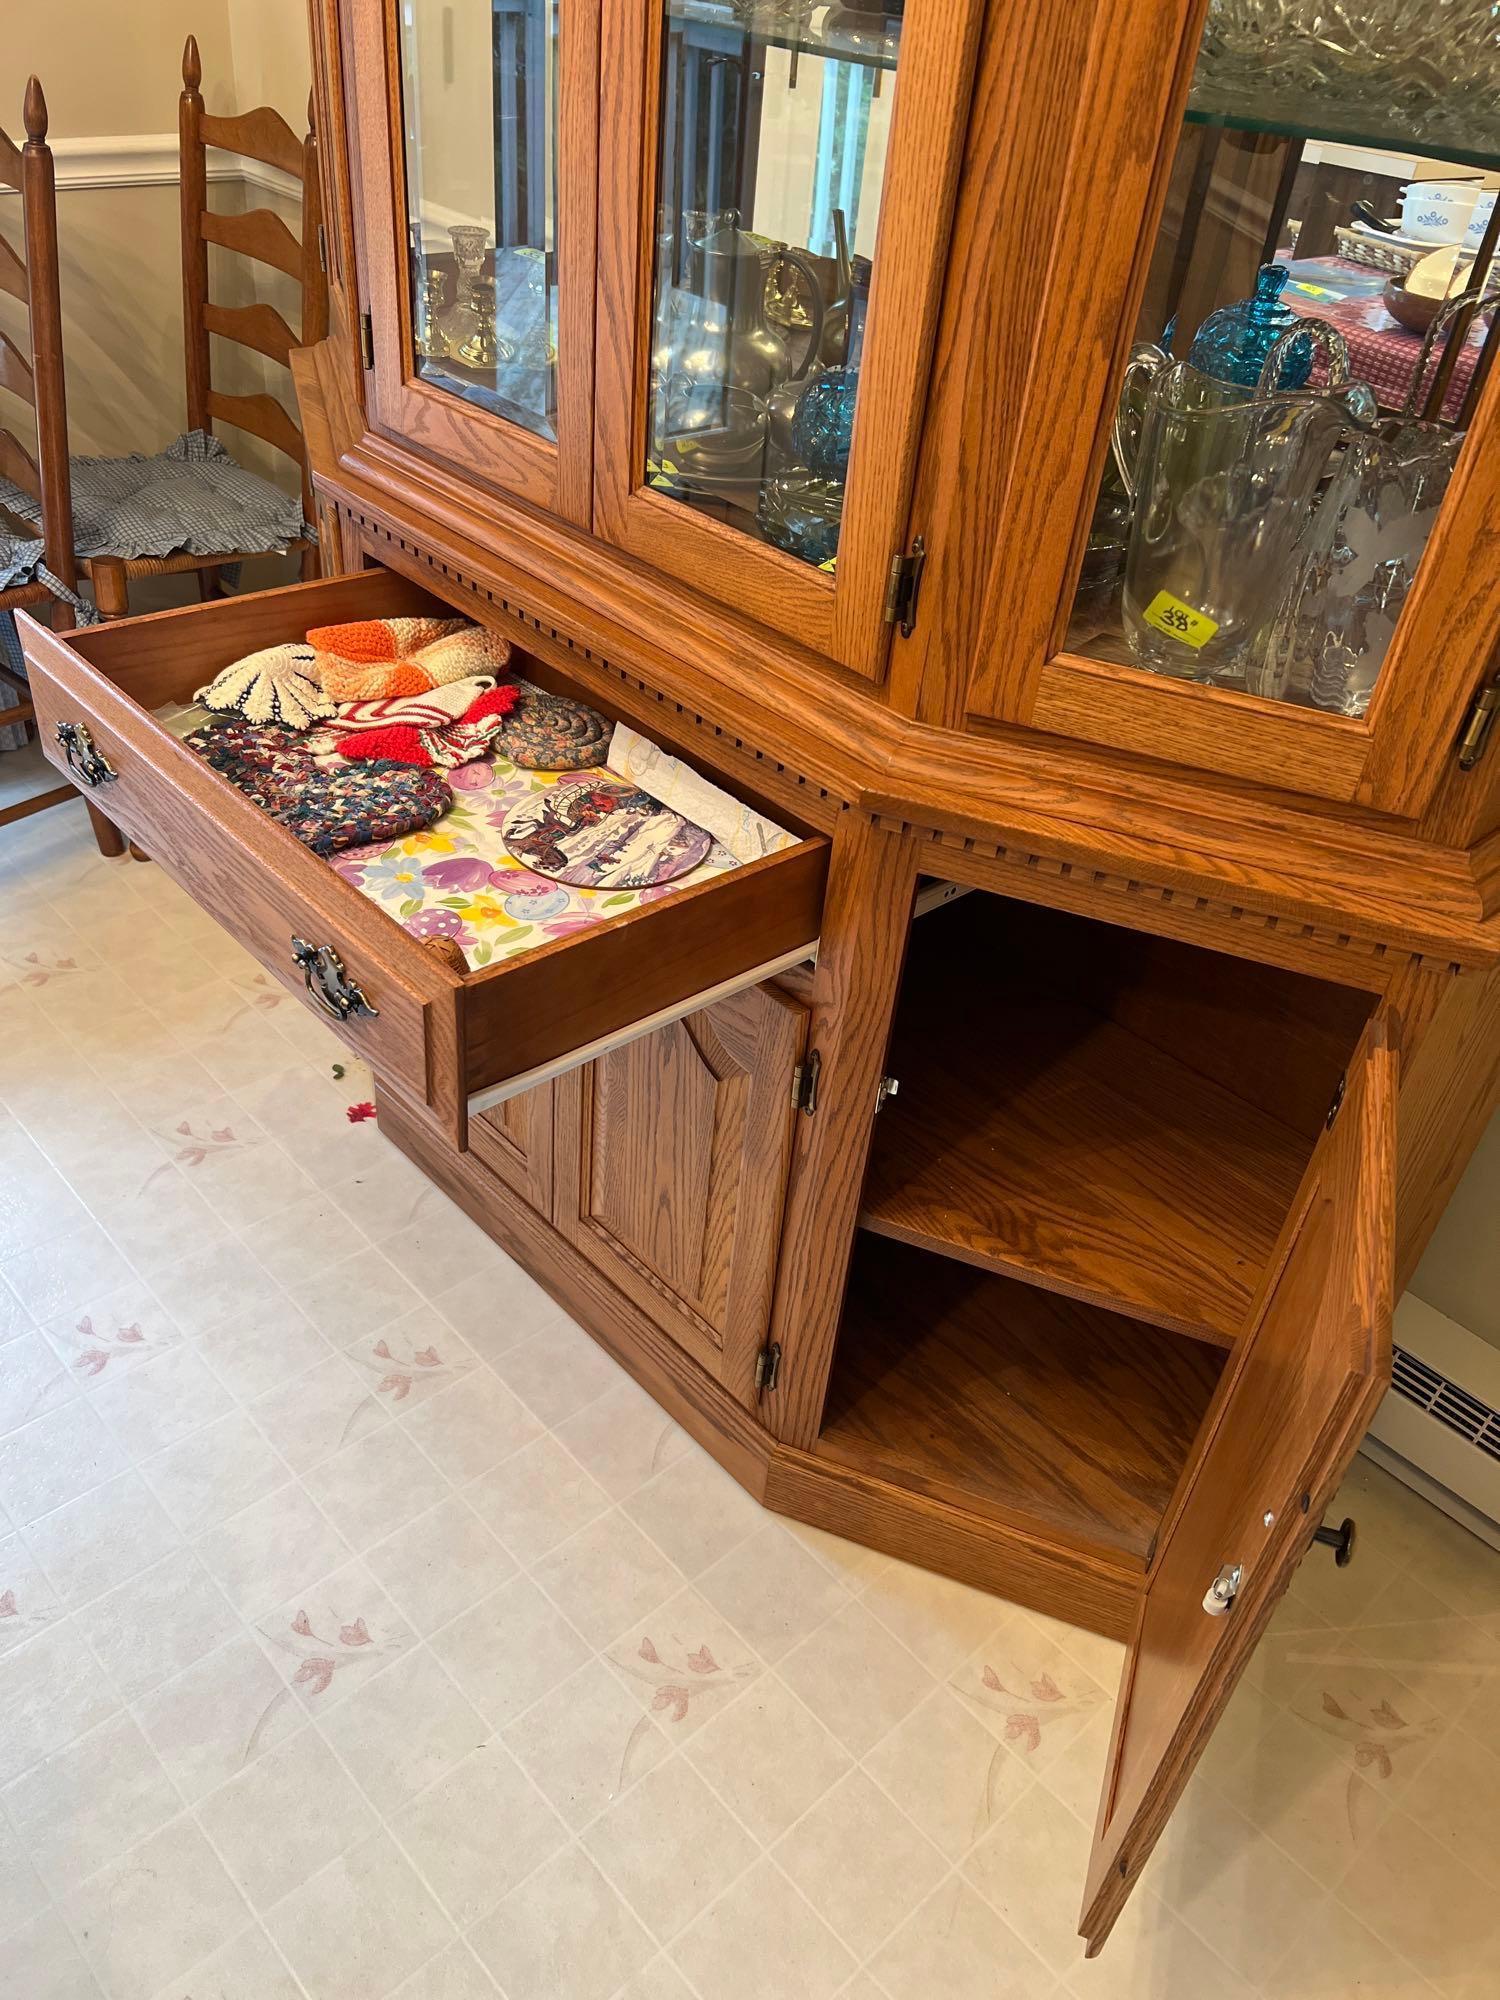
858,893,1375,1346
820,1235,1227,1561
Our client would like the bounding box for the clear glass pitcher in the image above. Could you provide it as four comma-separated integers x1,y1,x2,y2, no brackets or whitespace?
1255,292,1479,717
1117,326,1378,685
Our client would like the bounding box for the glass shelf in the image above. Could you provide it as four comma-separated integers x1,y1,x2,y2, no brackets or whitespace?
1184,104,1500,177
671,1,900,75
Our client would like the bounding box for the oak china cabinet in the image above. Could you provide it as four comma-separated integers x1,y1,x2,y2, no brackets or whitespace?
20,0,1500,1953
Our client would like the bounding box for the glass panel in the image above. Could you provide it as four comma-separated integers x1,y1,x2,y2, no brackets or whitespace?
1068,2,1500,717
398,0,560,443
645,1,905,572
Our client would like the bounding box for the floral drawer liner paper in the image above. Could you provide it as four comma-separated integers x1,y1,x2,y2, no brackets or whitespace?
330,752,737,967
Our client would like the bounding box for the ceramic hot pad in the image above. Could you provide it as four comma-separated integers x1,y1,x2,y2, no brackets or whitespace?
499,772,712,888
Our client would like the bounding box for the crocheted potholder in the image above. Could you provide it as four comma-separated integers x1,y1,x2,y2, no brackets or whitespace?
496,679,611,770
196,642,334,729
271,764,453,856
500,773,712,888
303,677,501,763
310,617,513,701
339,683,521,769
185,718,451,856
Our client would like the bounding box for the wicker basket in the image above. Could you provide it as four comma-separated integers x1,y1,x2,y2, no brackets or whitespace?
1334,227,1425,280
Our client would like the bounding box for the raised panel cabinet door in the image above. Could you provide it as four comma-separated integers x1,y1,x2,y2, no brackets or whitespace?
554,982,808,1405
346,0,599,521
469,1082,555,1214
1079,1017,1395,1951
928,0,1500,817
593,0,985,679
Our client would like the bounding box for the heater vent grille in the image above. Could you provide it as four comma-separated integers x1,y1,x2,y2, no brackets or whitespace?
1392,1345,1500,1465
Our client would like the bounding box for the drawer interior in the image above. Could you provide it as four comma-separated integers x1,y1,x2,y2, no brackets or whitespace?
44,568,828,1111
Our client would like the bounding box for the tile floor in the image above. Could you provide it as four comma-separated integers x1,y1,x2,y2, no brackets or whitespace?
1,796,1498,2000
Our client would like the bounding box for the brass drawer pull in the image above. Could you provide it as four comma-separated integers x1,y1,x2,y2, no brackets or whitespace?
55,721,117,788
290,936,379,1022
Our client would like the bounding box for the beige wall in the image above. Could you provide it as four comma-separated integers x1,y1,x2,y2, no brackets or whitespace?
1410,1109,1500,1349
0,0,311,486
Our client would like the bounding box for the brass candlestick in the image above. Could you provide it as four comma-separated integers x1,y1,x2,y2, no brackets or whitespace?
415,266,451,359
456,275,514,369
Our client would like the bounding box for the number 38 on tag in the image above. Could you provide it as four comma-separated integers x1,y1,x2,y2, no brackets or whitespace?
1142,590,1219,650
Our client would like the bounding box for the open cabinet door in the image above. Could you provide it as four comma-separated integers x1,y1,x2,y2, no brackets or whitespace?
1079,1019,1396,1953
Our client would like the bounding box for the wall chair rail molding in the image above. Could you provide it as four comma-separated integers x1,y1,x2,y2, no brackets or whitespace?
0,133,300,201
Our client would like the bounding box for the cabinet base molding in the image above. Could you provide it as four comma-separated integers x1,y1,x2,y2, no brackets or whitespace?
377,1086,1141,1641
762,1450,1139,1640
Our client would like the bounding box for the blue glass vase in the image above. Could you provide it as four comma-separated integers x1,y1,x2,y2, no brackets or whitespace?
1187,264,1313,391
791,368,859,482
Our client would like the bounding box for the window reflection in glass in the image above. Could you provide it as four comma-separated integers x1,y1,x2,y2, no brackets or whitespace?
646,2,904,572
398,0,560,443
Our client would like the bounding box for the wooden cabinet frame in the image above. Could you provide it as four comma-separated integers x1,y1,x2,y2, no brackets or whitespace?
592,0,984,679
345,0,600,524
902,0,1500,817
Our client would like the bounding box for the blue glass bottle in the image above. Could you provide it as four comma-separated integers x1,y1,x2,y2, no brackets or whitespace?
1187,264,1313,391
791,368,860,482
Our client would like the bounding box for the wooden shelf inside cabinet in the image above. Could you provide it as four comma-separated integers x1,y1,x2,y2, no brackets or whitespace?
820,1237,1227,1562
859,895,1374,1346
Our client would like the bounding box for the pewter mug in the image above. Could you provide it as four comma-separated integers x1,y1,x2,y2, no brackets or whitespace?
1116,326,1378,685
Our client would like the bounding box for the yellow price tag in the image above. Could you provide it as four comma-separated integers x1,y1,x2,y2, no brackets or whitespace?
1289,281,1337,299
1142,590,1219,649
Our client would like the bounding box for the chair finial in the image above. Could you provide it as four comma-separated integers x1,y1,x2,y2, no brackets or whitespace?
182,35,202,93
23,75,47,144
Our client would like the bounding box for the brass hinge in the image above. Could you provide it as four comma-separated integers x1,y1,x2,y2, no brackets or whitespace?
1457,681,1500,770
755,1341,783,1397
883,534,926,638
358,310,374,370
791,1050,821,1116
317,222,328,275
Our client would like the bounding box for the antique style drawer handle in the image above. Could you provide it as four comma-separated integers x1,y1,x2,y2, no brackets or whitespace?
55,721,117,788
289,936,379,1022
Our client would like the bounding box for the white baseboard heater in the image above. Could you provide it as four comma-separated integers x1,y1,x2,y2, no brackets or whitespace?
1364,1293,1500,1555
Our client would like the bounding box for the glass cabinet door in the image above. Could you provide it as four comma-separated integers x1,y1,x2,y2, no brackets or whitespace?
401,0,561,441
961,0,1500,815
594,0,984,679
349,0,597,522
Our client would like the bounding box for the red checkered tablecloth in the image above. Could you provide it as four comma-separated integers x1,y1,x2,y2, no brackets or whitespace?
1285,261,1487,416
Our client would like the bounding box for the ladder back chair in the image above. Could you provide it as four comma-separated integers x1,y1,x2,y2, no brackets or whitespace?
0,78,122,855
84,35,329,618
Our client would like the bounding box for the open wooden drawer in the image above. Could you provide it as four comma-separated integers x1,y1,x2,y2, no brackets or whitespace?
18,569,829,1144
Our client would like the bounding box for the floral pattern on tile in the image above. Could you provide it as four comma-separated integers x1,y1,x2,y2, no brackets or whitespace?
954,1649,1107,1759
43,1284,182,1383
1295,1683,1443,1835
330,753,735,970
346,1327,476,1408
256,1565,413,1709
608,1619,759,1733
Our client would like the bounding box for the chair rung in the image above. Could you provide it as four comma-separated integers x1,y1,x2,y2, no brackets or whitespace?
0,784,77,829
200,205,302,280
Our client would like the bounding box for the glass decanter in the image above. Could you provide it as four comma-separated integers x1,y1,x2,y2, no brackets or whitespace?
1188,265,1314,391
